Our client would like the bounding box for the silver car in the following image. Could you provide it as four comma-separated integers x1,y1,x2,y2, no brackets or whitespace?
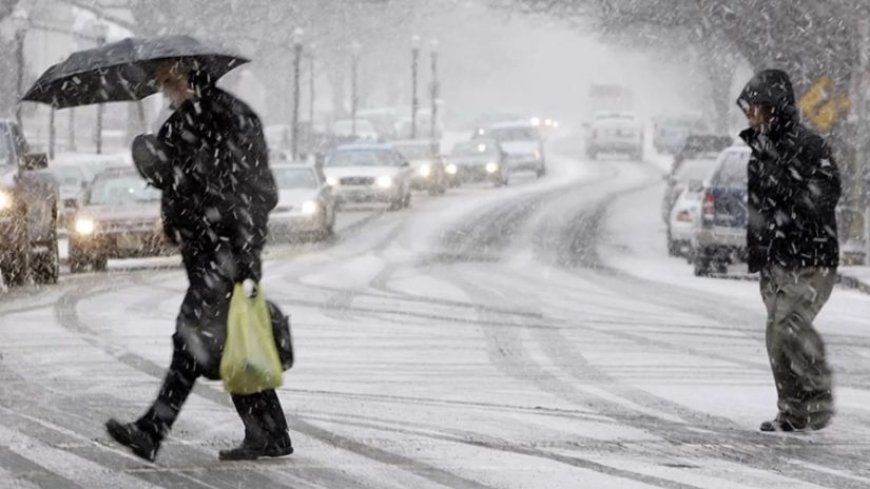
270,163,337,241
323,144,413,211
69,166,172,273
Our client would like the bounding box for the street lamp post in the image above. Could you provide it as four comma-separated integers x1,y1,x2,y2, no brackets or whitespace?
410,35,421,139
429,39,439,141
309,43,316,128
291,28,304,161
92,21,109,154
11,8,29,129
351,41,361,138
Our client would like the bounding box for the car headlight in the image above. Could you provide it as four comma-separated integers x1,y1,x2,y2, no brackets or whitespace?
0,191,12,211
418,164,432,178
533,151,542,161
485,162,499,174
75,218,96,235
301,200,319,215
530,117,541,127
376,175,394,188
326,176,339,186
445,164,458,175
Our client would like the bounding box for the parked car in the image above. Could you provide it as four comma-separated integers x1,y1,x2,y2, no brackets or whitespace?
691,145,751,276
0,120,59,286
50,164,93,233
390,140,447,195
358,108,400,141
323,144,412,211
446,139,509,187
474,122,546,178
662,152,721,255
652,114,709,154
270,163,336,240
585,111,644,160
69,166,172,273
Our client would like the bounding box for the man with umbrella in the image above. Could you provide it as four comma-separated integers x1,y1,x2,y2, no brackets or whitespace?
24,37,292,461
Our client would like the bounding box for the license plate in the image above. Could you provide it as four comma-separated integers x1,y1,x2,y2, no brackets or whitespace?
117,233,144,250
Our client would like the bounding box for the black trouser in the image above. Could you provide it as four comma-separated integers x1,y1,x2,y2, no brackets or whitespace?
136,333,288,445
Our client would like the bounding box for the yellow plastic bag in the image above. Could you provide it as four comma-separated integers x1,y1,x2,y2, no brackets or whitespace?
220,284,284,394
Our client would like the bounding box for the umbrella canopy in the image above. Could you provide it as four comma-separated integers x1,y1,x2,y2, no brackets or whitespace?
22,35,249,109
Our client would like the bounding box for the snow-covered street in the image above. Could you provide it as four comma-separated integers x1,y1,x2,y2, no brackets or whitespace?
2,148,870,488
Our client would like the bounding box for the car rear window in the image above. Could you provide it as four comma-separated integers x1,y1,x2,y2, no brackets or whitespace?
675,158,716,181
714,151,749,186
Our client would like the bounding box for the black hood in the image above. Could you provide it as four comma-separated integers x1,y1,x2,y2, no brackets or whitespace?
737,69,795,111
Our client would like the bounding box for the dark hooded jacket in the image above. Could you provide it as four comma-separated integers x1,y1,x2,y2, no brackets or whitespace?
737,69,840,273
151,79,278,377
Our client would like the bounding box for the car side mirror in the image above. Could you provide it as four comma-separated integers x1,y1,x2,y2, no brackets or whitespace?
688,179,704,192
20,153,49,171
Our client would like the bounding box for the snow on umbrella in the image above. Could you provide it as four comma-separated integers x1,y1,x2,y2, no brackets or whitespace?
21,35,249,109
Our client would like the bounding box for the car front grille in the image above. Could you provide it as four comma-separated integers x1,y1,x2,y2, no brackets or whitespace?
339,177,375,186
100,219,157,233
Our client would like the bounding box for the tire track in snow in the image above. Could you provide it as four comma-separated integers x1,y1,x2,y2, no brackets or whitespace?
52,278,501,489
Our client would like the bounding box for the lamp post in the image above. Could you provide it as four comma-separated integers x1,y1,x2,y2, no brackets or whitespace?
351,41,361,138
410,35,421,139
291,28,304,161
309,43,316,127
429,39,439,142
11,8,29,129
92,21,109,154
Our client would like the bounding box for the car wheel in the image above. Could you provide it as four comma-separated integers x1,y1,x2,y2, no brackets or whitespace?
693,249,712,277
536,165,547,178
32,242,59,285
3,218,31,287
403,190,412,208
93,255,108,273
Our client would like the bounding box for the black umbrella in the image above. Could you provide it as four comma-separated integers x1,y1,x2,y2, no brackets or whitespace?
22,35,249,109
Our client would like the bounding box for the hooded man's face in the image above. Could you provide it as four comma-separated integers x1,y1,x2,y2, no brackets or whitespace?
744,104,773,134
155,61,193,108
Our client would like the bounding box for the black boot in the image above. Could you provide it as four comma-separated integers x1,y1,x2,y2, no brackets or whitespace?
106,419,160,462
219,433,293,461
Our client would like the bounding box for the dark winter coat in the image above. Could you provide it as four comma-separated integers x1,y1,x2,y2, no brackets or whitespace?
152,85,278,377
737,69,841,273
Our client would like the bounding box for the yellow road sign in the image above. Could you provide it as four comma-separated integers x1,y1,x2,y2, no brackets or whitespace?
798,76,850,132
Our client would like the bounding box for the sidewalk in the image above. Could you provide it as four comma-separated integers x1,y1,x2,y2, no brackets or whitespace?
838,265,870,295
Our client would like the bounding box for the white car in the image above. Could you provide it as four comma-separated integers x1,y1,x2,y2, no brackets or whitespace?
270,163,337,240
585,111,644,160
474,122,546,178
663,152,721,255
323,144,412,211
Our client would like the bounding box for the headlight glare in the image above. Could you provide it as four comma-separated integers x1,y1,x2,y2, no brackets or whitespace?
301,200,319,215
376,175,394,188
485,162,499,174
0,191,12,211
326,176,339,186
75,218,95,235
418,164,432,178
445,164,458,175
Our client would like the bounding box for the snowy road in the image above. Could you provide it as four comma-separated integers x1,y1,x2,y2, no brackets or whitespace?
2,150,870,488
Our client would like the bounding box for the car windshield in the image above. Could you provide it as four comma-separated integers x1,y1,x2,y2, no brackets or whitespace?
394,145,432,160
451,142,497,157
51,166,86,187
88,173,161,205
487,127,538,142
715,152,749,186
274,168,318,189
675,158,716,182
326,149,397,167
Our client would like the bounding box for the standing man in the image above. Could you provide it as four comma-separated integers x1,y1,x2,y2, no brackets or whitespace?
105,59,292,461
738,69,841,432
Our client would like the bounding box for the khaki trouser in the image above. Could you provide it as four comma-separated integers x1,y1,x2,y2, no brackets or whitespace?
760,266,835,427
